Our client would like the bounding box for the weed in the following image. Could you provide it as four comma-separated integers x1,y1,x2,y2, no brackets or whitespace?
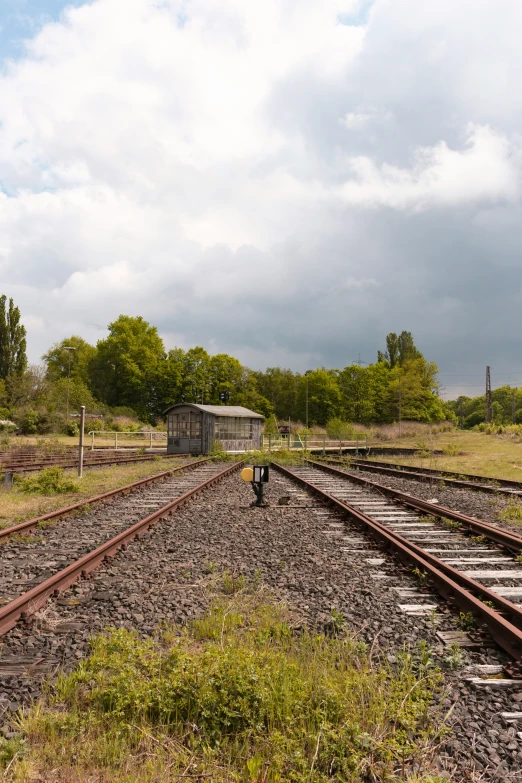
457,612,476,631
328,608,345,636
497,499,522,525
442,443,460,457
440,518,461,531
445,644,465,670
203,560,218,574
16,467,80,496
0,533,42,546
516,552,522,564
470,535,487,544
221,569,247,594
412,567,429,586
10,588,445,782
425,609,440,628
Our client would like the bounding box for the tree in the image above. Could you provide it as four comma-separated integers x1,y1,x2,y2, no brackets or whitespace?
378,331,422,368
89,315,166,421
253,367,299,420
296,369,342,425
43,336,97,385
0,296,27,379
326,417,354,453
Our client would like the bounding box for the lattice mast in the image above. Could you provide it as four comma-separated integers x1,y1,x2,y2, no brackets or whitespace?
485,366,492,423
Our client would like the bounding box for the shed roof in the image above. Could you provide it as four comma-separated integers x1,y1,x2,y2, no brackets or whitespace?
163,403,264,419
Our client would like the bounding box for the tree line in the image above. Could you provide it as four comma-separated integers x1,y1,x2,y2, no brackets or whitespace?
447,387,522,428
0,296,454,432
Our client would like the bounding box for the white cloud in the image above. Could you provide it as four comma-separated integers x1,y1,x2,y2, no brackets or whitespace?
0,0,521,377
339,125,519,209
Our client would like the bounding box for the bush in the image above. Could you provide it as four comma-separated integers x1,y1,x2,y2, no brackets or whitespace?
17,409,56,435
62,422,79,437
86,418,105,432
0,407,11,419
17,467,80,495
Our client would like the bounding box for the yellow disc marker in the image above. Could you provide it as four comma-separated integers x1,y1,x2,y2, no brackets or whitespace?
241,467,254,482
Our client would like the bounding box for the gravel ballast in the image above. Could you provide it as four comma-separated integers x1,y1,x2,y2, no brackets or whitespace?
0,469,521,781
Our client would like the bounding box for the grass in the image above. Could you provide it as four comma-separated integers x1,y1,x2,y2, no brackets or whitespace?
0,456,195,529
369,429,522,482
3,585,448,782
497,499,522,525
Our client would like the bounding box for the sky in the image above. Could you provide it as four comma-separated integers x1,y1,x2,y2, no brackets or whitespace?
0,0,521,399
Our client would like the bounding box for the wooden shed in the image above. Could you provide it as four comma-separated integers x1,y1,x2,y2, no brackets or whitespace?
164,404,265,454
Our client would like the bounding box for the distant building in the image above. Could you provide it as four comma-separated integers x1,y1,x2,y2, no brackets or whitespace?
163,403,264,454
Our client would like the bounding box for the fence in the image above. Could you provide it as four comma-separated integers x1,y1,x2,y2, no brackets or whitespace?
88,431,167,450
261,434,368,454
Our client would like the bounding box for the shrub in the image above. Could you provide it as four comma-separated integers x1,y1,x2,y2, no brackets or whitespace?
61,422,79,437
17,467,80,495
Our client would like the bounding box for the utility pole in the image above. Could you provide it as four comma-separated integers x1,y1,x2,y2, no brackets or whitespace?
398,369,402,437
459,398,463,428
78,405,85,478
305,376,309,429
485,366,492,423
63,346,76,425
512,389,516,424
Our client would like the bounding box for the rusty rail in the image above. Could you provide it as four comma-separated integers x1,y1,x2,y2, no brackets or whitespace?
0,457,212,542
320,456,522,496
274,463,522,669
308,460,522,553
0,461,242,636
1,451,174,474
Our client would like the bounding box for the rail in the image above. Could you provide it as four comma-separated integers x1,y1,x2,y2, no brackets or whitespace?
274,462,522,670
0,461,242,636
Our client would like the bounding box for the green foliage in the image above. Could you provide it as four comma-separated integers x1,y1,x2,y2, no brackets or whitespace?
17,467,80,495
439,518,461,531
325,417,354,445
457,612,476,631
42,335,97,385
17,408,56,435
15,589,444,782
0,294,27,379
497,499,522,524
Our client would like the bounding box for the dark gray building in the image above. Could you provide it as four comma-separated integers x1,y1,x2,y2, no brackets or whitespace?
164,404,264,454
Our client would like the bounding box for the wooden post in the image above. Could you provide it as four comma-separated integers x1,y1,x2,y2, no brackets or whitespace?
91,431,94,451
78,406,85,478
115,432,118,450
150,431,153,450
322,435,326,455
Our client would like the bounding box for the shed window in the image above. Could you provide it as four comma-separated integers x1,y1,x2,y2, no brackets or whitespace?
168,412,202,439
214,416,253,440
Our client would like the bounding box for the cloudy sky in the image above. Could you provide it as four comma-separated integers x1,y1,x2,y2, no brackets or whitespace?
1,0,521,398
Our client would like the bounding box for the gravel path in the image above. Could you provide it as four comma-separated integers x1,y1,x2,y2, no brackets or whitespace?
0,470,521,781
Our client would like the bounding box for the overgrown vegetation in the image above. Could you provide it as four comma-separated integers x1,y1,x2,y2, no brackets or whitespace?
5,586,447,782
16,466,80,495
497,499,522,525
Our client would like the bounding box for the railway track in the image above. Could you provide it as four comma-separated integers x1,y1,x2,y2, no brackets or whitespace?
0,459,241,635
0,449,174,474
275,460,522,674
318,455,522,497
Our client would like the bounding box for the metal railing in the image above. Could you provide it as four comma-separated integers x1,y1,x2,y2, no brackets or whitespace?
261,434,368,454
88,431,167,450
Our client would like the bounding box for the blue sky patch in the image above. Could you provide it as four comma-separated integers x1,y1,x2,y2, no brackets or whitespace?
0,0,85,61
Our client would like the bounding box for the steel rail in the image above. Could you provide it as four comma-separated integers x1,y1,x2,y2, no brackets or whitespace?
0,452,173,474
274,463,522,669
308,460,522,553
0,457,212,542
320,456,522,496
0,461,242,637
